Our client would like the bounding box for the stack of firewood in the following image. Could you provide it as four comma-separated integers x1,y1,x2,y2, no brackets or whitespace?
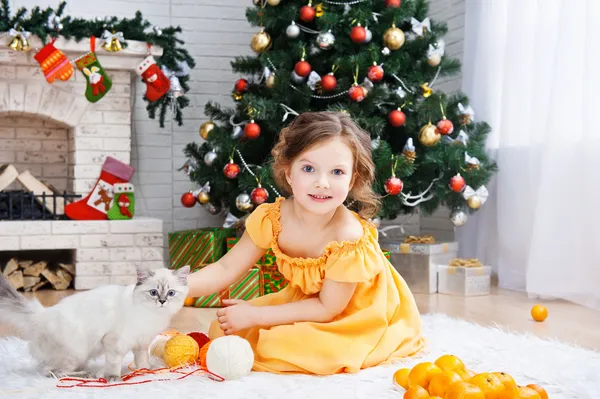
2,258,74,291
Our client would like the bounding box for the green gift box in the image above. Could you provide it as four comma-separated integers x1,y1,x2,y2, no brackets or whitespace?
187,266,263,308
383,250,391,262
262,264,289,295
168,228,234,270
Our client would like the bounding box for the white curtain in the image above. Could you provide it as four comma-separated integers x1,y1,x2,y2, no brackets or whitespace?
457,0,600,310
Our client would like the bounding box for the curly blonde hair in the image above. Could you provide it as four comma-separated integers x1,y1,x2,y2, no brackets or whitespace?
271,111,381,219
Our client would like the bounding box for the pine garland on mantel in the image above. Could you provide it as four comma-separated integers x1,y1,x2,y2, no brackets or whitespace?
0,0,195,128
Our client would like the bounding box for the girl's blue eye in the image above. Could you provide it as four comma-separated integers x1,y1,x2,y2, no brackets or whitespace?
332,169,344,175
167,290,176,297
150,289,158,296
302,165,314,173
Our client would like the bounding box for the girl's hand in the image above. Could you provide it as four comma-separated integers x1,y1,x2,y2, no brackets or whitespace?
216,299,257,335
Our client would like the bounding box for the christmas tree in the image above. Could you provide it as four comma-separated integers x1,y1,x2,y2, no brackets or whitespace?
181,0,497,227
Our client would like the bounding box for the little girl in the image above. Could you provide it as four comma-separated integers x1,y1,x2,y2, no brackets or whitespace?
187,111,424,375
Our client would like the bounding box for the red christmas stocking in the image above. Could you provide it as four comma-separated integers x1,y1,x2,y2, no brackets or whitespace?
136,55,170,102
65,156,135,220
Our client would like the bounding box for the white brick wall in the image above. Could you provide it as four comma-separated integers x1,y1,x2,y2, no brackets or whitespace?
11,0,465,243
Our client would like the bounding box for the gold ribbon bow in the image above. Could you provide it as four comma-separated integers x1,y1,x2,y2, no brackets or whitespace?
403,235,436,244
448,258,482,267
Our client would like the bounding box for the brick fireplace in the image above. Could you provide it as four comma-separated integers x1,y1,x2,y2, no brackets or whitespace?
0,37,165,290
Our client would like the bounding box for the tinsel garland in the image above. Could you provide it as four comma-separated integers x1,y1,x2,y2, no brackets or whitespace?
0,0,195,127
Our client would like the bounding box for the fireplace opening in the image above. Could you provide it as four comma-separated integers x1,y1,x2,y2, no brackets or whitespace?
1,249,75,292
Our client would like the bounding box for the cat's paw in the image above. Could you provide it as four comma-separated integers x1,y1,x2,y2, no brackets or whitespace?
104,374,122,383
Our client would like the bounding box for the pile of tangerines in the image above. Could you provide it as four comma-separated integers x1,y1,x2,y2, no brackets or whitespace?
393,354,549,399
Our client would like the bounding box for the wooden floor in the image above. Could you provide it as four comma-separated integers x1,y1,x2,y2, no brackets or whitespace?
1,287,599,351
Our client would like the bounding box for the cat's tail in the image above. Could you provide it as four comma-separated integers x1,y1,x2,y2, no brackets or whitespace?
0,272,44,331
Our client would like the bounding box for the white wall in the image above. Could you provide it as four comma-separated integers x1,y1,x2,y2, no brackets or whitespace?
11,0,464,240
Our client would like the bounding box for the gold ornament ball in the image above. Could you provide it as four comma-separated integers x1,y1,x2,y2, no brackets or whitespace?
266,74,276,89
418,122,441,147
267,0,281,5
199,120,215,140
197,191,210,204
467,196,482,209
251,30,272,53
427,53,442,67
383,26,405,50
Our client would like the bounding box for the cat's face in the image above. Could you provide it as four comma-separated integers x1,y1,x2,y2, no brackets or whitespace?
133,266,190,312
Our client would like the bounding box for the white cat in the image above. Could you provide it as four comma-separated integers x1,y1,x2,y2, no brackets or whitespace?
0,265,190,381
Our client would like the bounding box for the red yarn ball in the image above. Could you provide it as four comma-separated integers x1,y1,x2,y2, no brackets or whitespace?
187,332,210,353
244,122,261,140
437,118,454,135
294,60,312,77
320,73,337,91
367,64,384,82
350,25,367,43
388,109,406,127
181,192,196,208
223,161,241,179
299,5,316,22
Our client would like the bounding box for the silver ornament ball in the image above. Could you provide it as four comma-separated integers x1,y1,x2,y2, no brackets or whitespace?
364,28,372,43
290,71,305,84
236,193,254,212
316,30,335,50
231,126,244,139
450,209,468,227
286,22,300,39
371,137,381,150
204,150,218,166
153,26,163,36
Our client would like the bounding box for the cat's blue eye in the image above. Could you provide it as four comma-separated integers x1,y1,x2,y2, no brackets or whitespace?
302,165,314,173
167,290,176,297
149,289,158,297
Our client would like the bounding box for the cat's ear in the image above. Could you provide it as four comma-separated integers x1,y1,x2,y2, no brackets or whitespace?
173,265,190,285
136,267,155,285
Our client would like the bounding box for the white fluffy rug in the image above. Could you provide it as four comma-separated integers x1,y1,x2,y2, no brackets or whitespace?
0,313,598,399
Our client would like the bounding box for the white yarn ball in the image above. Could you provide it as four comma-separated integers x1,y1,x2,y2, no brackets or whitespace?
206,335,254,380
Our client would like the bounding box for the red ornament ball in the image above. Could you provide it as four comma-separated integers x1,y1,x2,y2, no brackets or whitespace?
385,0,401,7
294,60,312,77
251,187,269,205
234,78,248,93
385,176,403,195
223,161,241,179
437,118,454,135
187,332,210,351
244,121,261,140
367,64,384,82
449,173,466,193
320,73,337,91
181,192,196,208
388,109,406,127
299,5,316,22
349,85,365,102
350,25,367,43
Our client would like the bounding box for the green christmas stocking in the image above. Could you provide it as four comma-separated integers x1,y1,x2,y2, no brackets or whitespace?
108,183,135,220
75,36,112,103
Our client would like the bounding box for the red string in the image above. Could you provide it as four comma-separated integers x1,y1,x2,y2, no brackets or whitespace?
90,36,96,53
56,364,224,389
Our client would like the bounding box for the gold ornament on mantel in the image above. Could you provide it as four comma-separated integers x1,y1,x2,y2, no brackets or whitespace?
199,120,215,140
383,24,405,51
418,122,441,146
250,28,272,53
101,30,125,52
8,29,31,52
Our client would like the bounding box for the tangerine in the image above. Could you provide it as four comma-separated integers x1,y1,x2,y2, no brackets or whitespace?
517,386,542,399
445,381,486,399
469,373,505,399
525,384,548,399
428,370,462,397
434,354,466,372
403,385,430,399
457,368,476,381
530,305,548,322
393,368,411,390
493,372,518,398
408,362,443,390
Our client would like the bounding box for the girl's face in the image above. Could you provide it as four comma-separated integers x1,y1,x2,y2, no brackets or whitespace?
285,136,355,215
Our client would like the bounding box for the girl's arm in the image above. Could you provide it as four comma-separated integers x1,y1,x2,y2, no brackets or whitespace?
254,278,357,326
187,231,266,297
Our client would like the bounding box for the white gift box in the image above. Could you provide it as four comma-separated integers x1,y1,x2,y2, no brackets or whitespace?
437,265,492,296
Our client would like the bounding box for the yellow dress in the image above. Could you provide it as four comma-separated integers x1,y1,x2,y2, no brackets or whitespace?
208,197,424,375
